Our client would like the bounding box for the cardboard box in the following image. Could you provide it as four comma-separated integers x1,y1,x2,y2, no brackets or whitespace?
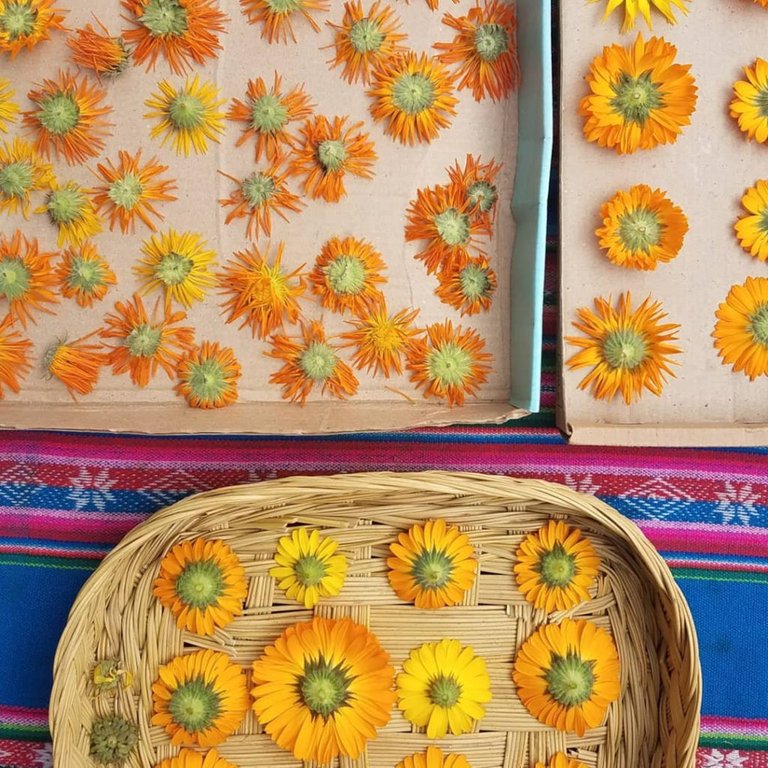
0,0,552,433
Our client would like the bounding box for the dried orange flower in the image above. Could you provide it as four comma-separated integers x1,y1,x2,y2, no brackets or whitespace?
435,256,496,315
176,341,241,409
0,0,66,58
67,19,131,77
0,137,55,218
45,332,109,399
40,180,102,247
55,242,116,307
268,320,358,404
240,0,329,44
447,154,502,226
0,314,31,398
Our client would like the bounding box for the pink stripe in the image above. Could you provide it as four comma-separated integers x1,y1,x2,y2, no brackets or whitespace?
0,511,144,544
665,557,768,573
640,521,768,557
0,704,47,725
702,715,768,734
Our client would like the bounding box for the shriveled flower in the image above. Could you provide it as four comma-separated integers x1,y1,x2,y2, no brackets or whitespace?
91,659,134,693
0,0,66,57
39,179,103,247
736,180,768,262
44,333,108,400
268,320,359,404
88,715,137,766
596,184,688,270
270,528,347,607
435,256,496,315
145,75,225,156
55,242,116,308
176,341,242,409
396,747,471,768
0,79,18,134
566,292,681,403
0,314,31,398
0,137,55,218
447,153,502,226
588,0,688,32
240,0,330,44
156,749,239,768
580,34,697,154
66,19,131,77
434,0,520,102
731,58,768,144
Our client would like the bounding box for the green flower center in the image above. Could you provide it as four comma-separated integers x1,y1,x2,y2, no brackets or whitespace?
108,174,143,211
317,139,348,172
538,543,577,587
0,1,37,40
265,0,301,14
126,323,162,357
47,186,86,224
140,0,188,37
467,180,497,213
611,71,663,126
299,656,351,718
435,208,471,246
68,256,105,293
0,160,33,199
176,559,224,608
250,93,288,134
411,547,454,589
545,652,596,707
38,92,80,136
429,675,462,708
459,263,492,301
749,303,768,347
299,342,338,382
169,678,221,732
349,17,384,53
756,88,768,119
294,555,327,586
326,255,365,295
474,23,508,62
602,329,647,370
0,258,30,301
392,73,436,114
427,341,473,387
241,173,276,208
89,716,138,765
155,251,193,286
186,357,232,404
169,93,205,131
618,207,662,253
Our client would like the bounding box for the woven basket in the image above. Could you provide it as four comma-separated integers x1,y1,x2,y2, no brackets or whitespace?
50,472,701,768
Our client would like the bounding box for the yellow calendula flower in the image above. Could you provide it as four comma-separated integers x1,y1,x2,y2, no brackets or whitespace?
0,0,66,57
731,58,768,144
588,0,688,32
514,520,600,612
535,754,589,768
156,748,238,768
397,638,492,738
0,137,54,218
735,180,768,262
39,179,102,247
270,527,347,608
0,79,19,134
396,746,471,768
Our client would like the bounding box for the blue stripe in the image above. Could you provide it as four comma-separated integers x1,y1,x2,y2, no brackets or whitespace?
600,495,768,527
0,537,112,556
660,550,768,568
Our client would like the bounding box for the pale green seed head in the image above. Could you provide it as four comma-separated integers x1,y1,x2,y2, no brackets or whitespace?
611,72,663,126
264,0,301,14
68,256,105,293
47,186,86,225
348,17,384,53
241,173,276,208
467,180,497,213
139,0,188,37
38,92,80,136
176,560,224,607
300,342,337,382
0,2,37,41
749,304,768,347
155,252,193,286
602,329,647,370
392,73,436,114
0,160,33,200
617,207,662,254
169,93,205,131
294,555,327,586
545,653,596,707
168,679,221,732
0,257,30,301
459,263,492,301
126,323,162,357
250,93,288,134
317,139,348,172
474,23,508,62
325,255,365,295
427,341,473,387
429,675,461,708
434,208,470,247
108,173,143,211
299,657,350,718
185,357,231,404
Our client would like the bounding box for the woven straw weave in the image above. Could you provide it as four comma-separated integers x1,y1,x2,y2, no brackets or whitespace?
50,472,701,768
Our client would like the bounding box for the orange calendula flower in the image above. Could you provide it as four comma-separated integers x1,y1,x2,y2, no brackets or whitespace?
310,235,386,316
0,0,66,57
434,0,519,102
589,0,688,32
596,184,688,270
55,242,116,308
240,0,329,44
92,149,177,234
405,183,490,275
122,0,228,75
730,58,768,144
217,242,306,340
44,332,108,399
406,320,492,406
326,0,407,85
289,114,376,202
0,315,31,398
100,293,195,388
23,70,112,165
67,19,131,77
342,304,419,377
219,167,303,240
566,292,681,404
0,79,19,134
156,749,238,768
268,320,359,404
227,73,314,163
0,137,55,218
735,180,768,263
580,34,697,155
0,230,58,328
447,154,502,225
396,747,471,768
435,256,496,315
176,341,241,409
39,180,102,247
369,52,458,145
535,755,589,768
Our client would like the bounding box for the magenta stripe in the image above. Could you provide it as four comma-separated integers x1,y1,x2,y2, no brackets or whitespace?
0,705,47,725
639,522,768,557
664,557,768,573
702,715,768,734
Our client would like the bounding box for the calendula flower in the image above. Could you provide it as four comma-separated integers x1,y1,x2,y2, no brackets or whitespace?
40,180,102,247
152,649,249,747
566,292,681,404
270,528,347,607
153,537,247,634
514,520,601,612
396,747,471,768
0,230,57,328
156,749,238,768
731,58,768,144
67,19,131,77
341,304,419,377
588,0,688,31
240,0,329,43
122,0,227,75
289,114,376,202
0,314,31,398
227,73,314,163
176,341,242,409
55,243,116,308
405,183,490,275
513,619,621,736
91,659,134,694
0,0,66,57
252,616,395,762
89,716,137,766
268,320,358,404
535,754,589,768
0,79,18,134
447,154,502,225
434,0,519,102
145,76,225,156
596,184,688,270
217,242,306,339
44,333,108,399
23,70,112,165
219,168,303,240
369,52,458,144
387,518,476,608
736,180,768,262
397,638,491,738
100,293,195,388
713,276,768,381
0,137,55,218
92,149,177,233
435,257,496,315
580,34,697,155
327,0,407,85
406,320,492,406
134,229,217,308
310,236,386,316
